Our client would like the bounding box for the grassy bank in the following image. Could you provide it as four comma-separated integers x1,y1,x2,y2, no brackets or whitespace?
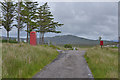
2,43,59,78
85,46,118,78
0,43,2,79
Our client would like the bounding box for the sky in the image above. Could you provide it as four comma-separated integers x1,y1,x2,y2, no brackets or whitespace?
1,1,119,41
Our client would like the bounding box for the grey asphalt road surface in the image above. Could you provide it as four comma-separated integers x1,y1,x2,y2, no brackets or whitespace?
32,50,93,78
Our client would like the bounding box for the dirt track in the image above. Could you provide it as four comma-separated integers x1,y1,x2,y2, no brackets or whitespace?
32,50,93,78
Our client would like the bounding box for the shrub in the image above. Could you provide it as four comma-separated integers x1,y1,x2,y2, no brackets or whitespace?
75,48,78,50
43,45,48,47
64,44,72,48
49,45,60,50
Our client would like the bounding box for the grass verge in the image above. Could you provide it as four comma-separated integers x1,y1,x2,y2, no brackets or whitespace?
0,43,2,79
84,46,118,78
2,43,59,78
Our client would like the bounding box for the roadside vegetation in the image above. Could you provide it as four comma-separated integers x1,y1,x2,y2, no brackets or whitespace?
1,39,18,43
84,46,118,78
2,43,59,78
0,43,2,79
64,44,72,48
78,46,93,51
64,44,74,50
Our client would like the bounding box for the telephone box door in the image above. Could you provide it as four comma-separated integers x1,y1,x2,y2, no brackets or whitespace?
30,31,36,45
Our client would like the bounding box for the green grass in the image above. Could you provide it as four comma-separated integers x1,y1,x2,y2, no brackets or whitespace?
110,47,118,48
84,46,118,78
57,46,67,50
41,44,67,50
1,39,18,43
2,43,59,78
49,44,60,50
78,46,94,48
0,43,2,79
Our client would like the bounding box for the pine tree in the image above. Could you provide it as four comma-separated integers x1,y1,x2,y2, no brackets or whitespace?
21,1,38,43
36,2,63,44
14,1,25,43
1,1,15,42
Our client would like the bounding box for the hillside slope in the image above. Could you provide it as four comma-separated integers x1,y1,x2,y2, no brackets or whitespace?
44,35,114,46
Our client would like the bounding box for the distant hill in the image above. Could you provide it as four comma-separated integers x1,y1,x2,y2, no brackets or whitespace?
44,35,114,46
2,35,114,46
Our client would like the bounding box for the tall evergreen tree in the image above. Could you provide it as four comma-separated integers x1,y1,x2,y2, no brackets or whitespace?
21,1,38,43
1,0,15,42
36,2,63,44
14,0,25,43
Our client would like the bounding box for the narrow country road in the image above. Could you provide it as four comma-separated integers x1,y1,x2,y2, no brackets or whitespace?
32,50,93,78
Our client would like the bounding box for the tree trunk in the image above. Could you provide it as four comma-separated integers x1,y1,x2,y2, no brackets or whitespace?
7,31,9,42
43,33,44,44
39,32,42,44
17,0,20,43
18,28,20,43
28,32,30,43
42,32,44,44
39,32,40,44
41,32,43,44
27,24,28,43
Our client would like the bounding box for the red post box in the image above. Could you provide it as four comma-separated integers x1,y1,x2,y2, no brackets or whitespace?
100,41,103,48
30,31,36,45
100,41,103,45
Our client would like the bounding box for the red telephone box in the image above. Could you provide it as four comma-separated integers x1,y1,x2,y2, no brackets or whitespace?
30,31,36,45
100,41,103,45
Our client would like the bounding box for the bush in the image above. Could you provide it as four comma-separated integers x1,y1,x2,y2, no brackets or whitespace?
49,45,60,50
64,44,72,48
75,48,78,50
43,45,48,47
